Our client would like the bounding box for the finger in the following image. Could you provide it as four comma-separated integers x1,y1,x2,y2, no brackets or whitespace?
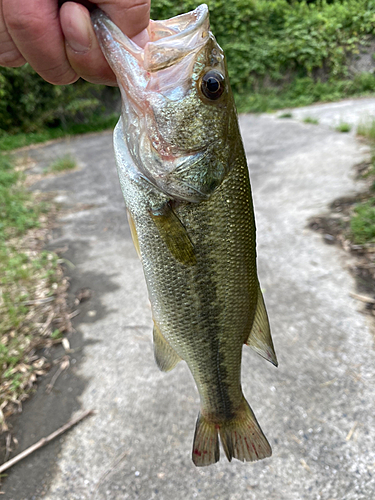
97,0,150,39
0,0,26,66
132,28,149,49
60,2,117,85
3,0,78,84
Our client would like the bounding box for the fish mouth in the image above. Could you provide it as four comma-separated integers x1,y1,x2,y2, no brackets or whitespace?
92,5,215,201
91,5,209,77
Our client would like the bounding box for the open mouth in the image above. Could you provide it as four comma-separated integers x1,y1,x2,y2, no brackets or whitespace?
92,5,218,203
91,5,210,77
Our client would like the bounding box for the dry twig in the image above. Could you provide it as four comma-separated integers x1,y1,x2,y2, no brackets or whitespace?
21,296,55,306
0,409,94,474
93,449,128,496
345,421,358,441
45,356,70,394
349,292,375,304
300,458,311,472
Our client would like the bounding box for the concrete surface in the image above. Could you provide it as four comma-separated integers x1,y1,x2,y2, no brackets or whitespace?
279,96,375,131
3,100,375,500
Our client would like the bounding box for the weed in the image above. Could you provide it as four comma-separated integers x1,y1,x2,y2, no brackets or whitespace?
0,114,119,152
0,154,71,422
0,155,41,239
336,122,352,133
49,155,77,173
357,119,375,140
278,112,293,119
349,135,375,247
350,198,375,244
51,329,63,339
303,117,319,125
236,73,375,114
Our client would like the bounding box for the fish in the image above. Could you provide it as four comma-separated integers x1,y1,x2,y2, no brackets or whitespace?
92,4,277,467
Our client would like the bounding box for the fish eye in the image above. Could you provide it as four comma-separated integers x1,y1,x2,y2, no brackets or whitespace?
200,70,225,100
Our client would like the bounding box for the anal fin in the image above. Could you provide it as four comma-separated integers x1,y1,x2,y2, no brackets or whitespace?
246,284,278,367
153,322,181,372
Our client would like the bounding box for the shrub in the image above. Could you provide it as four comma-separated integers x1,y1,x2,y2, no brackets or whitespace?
2,0,375,135
151,0,375,93
0,65,117,135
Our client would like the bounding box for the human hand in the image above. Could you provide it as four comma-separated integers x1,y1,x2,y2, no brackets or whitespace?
0,0,150,85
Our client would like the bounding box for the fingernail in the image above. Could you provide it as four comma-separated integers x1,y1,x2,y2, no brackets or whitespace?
63,7,92,54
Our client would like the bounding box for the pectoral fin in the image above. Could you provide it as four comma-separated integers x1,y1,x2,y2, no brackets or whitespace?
126,210,141,259
149,203,196,266
153,322,181,372
246,285,278,367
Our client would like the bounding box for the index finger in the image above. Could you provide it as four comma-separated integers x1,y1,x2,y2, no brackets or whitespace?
60,0,150,85
3,0,78,84
97,0,150,39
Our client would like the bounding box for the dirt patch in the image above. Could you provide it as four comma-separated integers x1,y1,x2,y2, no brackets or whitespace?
0,155,106,493
309,161,375,315
0,191,73,424
0,329,88,498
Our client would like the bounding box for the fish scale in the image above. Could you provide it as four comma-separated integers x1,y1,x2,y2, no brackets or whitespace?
93,3,277,466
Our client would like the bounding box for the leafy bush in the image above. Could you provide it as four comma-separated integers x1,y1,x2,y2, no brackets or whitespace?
151,0,375,93
236,72,375,112
1,0,375,136
0,65,117,135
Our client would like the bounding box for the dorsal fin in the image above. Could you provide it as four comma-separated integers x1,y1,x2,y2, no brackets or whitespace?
246,285,278,367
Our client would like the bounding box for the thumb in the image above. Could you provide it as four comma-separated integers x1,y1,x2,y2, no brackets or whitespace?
60,0,150,85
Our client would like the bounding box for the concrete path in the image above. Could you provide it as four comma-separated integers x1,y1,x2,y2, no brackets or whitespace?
4,100,375,500
280,97,375,131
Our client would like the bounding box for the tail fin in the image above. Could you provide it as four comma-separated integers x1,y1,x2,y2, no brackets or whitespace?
192,413,219,466
192,398,271,467
219,398,272,463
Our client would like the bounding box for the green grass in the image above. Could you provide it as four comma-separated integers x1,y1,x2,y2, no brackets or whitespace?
0,113,119,152
0,155,41,239
357,118,375,140
2,73,375,153
278,112,293,119
348,123,375,246
48,155,77,173
0,153,65,418
236,73,375,114
303,117,319,125
336,122,352,133
1,73,375,152
350,198,375,244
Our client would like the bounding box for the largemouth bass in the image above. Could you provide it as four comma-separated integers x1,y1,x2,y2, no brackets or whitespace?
92,4,277,467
